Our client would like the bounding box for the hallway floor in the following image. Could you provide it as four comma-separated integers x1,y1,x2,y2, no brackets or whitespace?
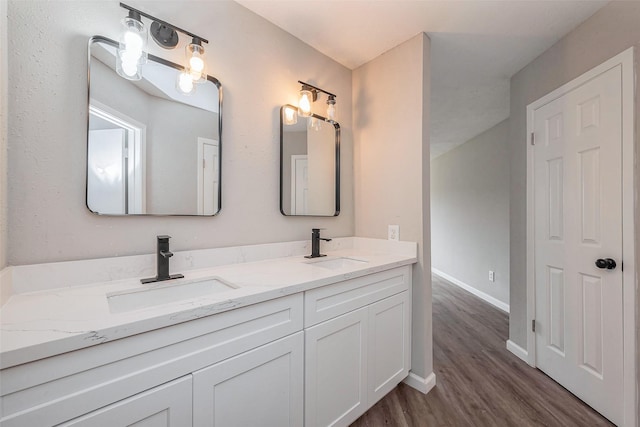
351,274,613,426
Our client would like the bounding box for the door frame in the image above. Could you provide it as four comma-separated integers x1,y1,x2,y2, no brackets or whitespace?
525,47,636,426
89,99,147,214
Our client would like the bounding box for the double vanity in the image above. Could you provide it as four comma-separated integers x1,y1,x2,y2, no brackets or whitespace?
0,237,416,427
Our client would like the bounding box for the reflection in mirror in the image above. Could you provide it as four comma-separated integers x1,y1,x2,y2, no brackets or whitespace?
87,36,222,216
280,105,340,216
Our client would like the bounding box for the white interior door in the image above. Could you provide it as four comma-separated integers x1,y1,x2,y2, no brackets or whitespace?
291,155,308,215
87,128,126,214
197,137,219,215
533,65,623,425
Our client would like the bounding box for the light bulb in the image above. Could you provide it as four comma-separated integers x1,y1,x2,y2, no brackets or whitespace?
177,71,195,95
186,39,206,84
190,53,204,73
121,59,139,77
123,30,143,59
299,89,313,117
283,106,297,125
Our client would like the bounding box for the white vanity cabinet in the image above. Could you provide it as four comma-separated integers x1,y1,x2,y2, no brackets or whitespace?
304,266,412,427
0,261,414,427
0,294,303,427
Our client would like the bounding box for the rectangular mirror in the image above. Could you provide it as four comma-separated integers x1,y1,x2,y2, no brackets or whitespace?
87,36,222,216
280,105,340,216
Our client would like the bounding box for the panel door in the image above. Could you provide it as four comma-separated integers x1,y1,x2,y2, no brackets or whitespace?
58,376,192,426
193,332,304,427
305,307,368,427
533,65,623,425
291,155,308,215
367,291,410,405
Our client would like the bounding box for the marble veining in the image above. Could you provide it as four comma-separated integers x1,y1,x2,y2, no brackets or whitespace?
0,238,416,369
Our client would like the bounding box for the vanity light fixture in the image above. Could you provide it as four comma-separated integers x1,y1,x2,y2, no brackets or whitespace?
297,81,337,120
118,3,209,92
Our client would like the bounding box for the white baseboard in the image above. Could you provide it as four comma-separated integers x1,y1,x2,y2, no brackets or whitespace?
506,340,529,363
403,371,436,394
432,268,510,313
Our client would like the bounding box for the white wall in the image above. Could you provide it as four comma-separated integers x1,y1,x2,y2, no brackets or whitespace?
509,1,640,350
431,119,510,307
6,0,354,265
353,33,432,380
0,0,7,270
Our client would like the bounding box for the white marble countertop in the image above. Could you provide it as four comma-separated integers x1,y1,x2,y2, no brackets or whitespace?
0,238,416,369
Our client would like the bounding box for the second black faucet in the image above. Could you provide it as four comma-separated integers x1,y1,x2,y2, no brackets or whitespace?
305,228,332,258
141,235,184,284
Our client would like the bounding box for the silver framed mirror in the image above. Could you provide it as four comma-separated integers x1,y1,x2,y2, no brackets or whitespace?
280,104,340,217
86,36,222,216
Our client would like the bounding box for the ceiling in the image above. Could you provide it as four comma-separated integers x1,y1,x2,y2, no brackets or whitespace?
235,0,608,158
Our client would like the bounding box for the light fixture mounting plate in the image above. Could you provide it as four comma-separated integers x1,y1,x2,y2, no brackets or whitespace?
150,21,178,49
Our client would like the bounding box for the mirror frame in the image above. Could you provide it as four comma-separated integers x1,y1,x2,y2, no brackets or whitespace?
279,104,340,217
86,35,223,216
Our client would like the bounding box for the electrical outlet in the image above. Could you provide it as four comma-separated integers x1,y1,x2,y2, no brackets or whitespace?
489,270,495,282
388,225,400,241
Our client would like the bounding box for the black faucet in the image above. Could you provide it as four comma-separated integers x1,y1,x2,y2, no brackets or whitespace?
305,228,332,258
141,235,184,284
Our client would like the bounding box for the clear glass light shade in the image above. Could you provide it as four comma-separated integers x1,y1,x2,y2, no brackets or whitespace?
326,102,336,121
186,42,206,84
283,106,298,125
176,70,195,95
298,89,313,117
116,16,147,81
308,117,322,131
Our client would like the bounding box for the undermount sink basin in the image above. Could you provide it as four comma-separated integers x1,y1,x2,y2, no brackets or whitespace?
305,257,368,270
108,277,238,314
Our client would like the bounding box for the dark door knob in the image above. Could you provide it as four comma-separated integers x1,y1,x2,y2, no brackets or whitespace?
595,258,617,270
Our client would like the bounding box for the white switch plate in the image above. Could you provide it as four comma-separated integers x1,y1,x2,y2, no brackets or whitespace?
388,225,400,241
489,271,495,282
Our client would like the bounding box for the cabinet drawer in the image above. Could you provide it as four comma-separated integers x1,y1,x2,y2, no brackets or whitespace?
57,376,192,427
304,266,411,327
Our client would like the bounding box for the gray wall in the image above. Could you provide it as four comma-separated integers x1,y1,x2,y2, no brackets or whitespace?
509,1,640,348
7,0,354,265
0,0,6,269
146,95,216,214
353,33,432,379
431,119,509,306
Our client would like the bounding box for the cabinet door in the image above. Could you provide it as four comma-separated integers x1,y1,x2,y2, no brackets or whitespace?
368,291,410,405
305,307,368,427
58,376,192,427
193,332,303,427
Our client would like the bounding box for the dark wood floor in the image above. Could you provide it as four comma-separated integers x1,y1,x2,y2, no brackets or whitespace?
351,275,613,427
